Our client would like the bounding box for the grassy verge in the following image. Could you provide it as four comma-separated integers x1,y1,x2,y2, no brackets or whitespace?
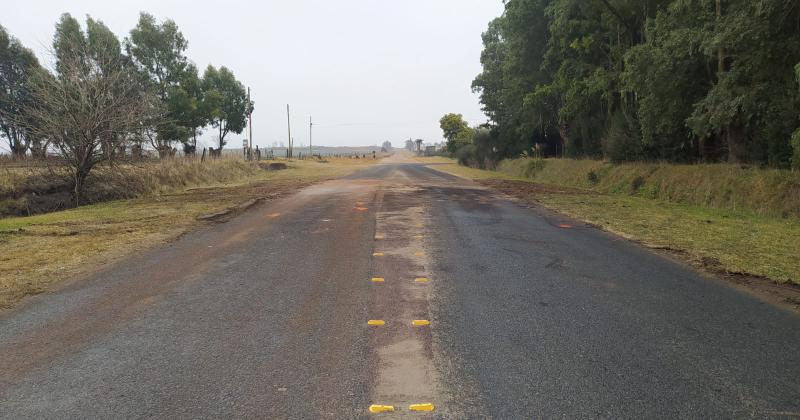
417,156,800,288
0,157,376,309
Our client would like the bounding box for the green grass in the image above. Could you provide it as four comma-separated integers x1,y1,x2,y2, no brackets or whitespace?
540,194,799,284
417,156,800,285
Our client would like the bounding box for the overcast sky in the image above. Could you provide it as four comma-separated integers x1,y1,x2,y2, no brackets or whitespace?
3,1,504,149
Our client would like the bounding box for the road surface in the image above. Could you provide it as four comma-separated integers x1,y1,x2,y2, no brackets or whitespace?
1,156,799,418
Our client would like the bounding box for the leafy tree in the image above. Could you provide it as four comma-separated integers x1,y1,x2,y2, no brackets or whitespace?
202,65,252,150
25,14,155,204
439,113,473,153
126,12,193,156
0,25,41,158
470,0,800,167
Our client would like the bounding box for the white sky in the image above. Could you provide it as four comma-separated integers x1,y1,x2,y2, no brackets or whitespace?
2,0,503,149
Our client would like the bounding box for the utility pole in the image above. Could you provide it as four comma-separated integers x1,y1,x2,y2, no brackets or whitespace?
286,104,292,158
309,116,313,157
247,87,253,158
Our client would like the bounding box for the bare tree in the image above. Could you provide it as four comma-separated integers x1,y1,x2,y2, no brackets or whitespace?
24,33,156,205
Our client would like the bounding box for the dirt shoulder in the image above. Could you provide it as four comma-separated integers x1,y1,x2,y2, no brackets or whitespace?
0,158,378,310
418,158,800,313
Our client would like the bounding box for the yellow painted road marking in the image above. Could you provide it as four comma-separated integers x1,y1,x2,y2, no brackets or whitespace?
374,235,385,240
371,277,385,283
414,277,429,283
373,252,385,257
414,251,424,257
413,234,424,239
355,207,369,211
369,405,395,413
368,320,386,326
267,213,281,218
409,403,435,412
411,320,430,326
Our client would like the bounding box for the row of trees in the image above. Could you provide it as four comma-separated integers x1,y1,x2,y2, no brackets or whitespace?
462,0,800,168
0,13,253,202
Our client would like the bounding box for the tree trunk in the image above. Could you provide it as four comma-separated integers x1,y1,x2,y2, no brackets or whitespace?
558,123,569,157
727,120,747,163
73,168,90,207
11,146,27,159
219,124,224,150
716,0,724,77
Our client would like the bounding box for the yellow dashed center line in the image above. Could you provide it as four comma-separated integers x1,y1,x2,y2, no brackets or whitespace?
368,404,395,413
370,208,437,413
409,403,435,412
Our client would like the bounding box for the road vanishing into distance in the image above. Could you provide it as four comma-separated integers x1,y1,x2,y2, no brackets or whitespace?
1,154,799,419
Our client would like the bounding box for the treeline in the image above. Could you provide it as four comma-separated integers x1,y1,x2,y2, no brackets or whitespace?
0,13,253,203
458,0,800,168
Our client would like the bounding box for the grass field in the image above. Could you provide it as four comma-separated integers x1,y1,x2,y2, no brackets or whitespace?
0,157,377,309
418,157,800,287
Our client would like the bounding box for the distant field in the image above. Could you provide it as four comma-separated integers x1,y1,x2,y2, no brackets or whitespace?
225,146,386,157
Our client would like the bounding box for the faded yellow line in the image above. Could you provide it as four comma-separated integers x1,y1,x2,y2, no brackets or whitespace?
409,403,435,412
369,404,395,413
371,277,385,283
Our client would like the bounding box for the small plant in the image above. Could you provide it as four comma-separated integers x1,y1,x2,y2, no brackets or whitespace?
587,170,600,185
631,175,646,193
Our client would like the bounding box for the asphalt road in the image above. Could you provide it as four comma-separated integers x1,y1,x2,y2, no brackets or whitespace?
1,157,798,419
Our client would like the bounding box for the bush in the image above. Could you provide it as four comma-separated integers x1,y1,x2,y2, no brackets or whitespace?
587,169,600,185
792,129,800,170
523,158,547,178
455,144,478,166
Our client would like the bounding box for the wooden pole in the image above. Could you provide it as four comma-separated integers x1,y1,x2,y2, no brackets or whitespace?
247,87,253,152
287,104,292,158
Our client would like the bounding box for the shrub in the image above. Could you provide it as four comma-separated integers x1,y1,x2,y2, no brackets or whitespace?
455,144,478,167
587,170,600,185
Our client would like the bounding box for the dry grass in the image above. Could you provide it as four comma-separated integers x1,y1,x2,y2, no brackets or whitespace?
417,156,800,286
496,158,800,219
0,157,377,309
